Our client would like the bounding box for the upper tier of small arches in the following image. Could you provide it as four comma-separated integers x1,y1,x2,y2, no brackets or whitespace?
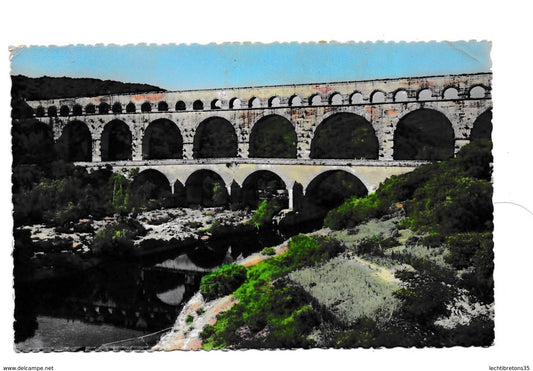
30,84,490,118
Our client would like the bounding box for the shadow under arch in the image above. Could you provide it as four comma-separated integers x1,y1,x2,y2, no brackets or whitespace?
101,120,132,161
143,119,183,160
55,120,92,162
130,169,172,209
470,109,492,142
12,120,55,165
305,170,368,211
393,108,454,160
241,170,288,208
185,170,228,207
193,117,237,158
311,112,378,159
249,114,296,158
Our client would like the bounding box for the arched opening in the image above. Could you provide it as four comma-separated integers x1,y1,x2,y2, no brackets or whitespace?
470,86,486,99
85,104,96,114
55,121,92,162
305,170,368,213
130,169,172,209
393,108,454,160
418,88,432,101
193,117,237,158
126,103,136,113
142,119,183,160
269,96,281,107
60,105,70,117
371,91,385,103
47,106,57,117
158,101,168,112
310,113,378,159
99,102,110,115
350,92,363,104
141,102,152,113
394,90,408,102
241,170,288,209
112,102,122,114
289,95,301,106
211,99,222,109
193,100,204,110
12,120,55,165
470,109,492,142
175,101,186,111
73,104,82,116
249,97,261,108
229,98,241,109
101,120,132,161
309,94,321,106
329,93,343,105
35,106,45,117
185,170,228,207
249,115,297,158
443,87,459,99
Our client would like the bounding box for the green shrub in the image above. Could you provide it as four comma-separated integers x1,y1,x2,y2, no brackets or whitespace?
248,199,283,227
261,247,276,256
200,264,248,301
196,307,205,316
92,219,145,256
186,314,194,325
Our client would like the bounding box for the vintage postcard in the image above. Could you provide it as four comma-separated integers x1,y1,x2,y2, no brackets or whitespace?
9,41,495,354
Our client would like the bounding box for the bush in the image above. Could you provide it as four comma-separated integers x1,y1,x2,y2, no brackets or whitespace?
200,264,248,301
91,219,145,256
261,247,276,256
249,199,283,228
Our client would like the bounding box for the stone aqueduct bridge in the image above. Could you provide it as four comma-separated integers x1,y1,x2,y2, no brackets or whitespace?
25,73,492,209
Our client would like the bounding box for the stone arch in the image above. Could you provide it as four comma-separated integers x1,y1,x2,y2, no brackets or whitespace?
241,170,288,208
175,100,186,111
329,92,343,105
309,94,322,106
370,90,386,103
417,88,433,101
193,100,204,110
101,119,132,161
131,169,172,205
59,105,70,117
229,98,241,109
55,120,92,162
394,90,408,102
350,92,364,104
126,102,136,113
85,104,96,114
211,99,222,109
142,119,183,160
310,112,378,159
73,104,83,116
393,108,454,160
289,95,302,106
158,101,169,111
112,102,122,114
47,106,57,117
193,117,237,158
443,87,459,99
249,114,297,158
469,85,487,99
141,102,152,112
470,109,492,141
268,96,281,107
99,102,110,114
249,97,261,108
185,169,228,207
35,106,45,117
304,170,368,210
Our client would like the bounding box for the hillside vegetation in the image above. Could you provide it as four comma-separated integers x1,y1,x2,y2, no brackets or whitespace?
198,139,494,348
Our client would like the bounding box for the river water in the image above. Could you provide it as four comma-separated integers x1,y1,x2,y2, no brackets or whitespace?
14,228,288,351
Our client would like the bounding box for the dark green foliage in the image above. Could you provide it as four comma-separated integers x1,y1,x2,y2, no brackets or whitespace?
334,318,380,348
355,235,398,256
261,247,276,256
186,315,194,325
200,264,248,301
92,219,146,256
248,199,283,227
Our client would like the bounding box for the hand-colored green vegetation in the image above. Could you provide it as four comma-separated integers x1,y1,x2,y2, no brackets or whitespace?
200,264,248,301
92,219,146,256
200,235,342,349
186,314,194,325
248,199,283,228
261,247,276,256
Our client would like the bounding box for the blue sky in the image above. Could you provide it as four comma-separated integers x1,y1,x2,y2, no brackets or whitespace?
10,41,491,91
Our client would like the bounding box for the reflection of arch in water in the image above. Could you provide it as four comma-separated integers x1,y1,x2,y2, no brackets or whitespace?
186,245,230,269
